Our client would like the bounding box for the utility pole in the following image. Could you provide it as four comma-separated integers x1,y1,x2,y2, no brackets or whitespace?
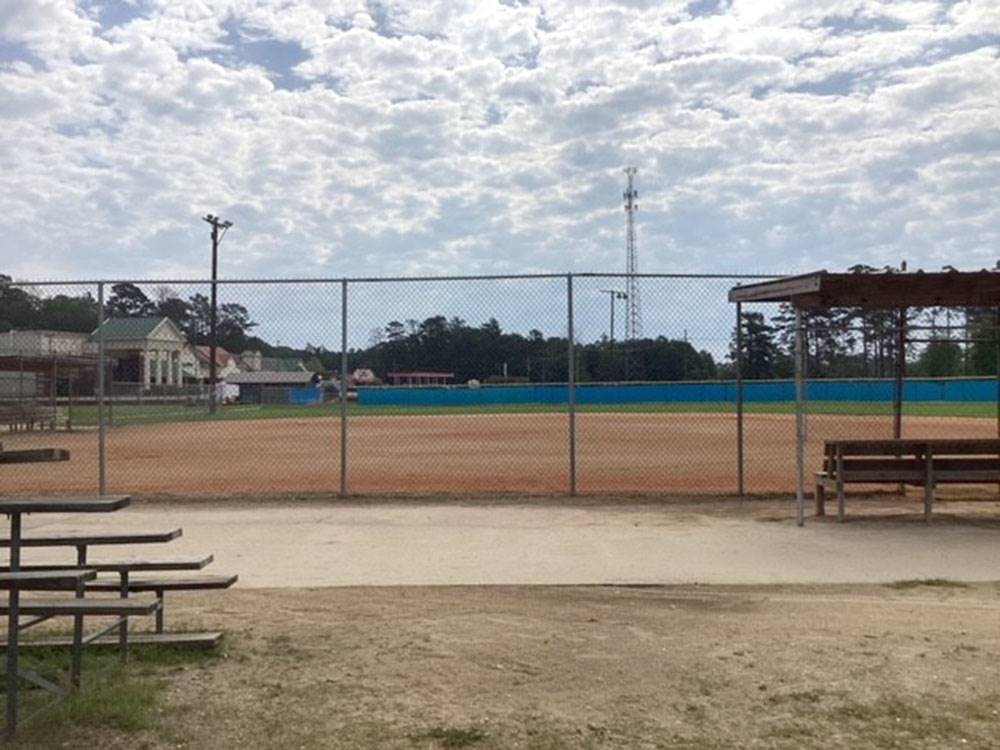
600,289,628,344
202,213,232,415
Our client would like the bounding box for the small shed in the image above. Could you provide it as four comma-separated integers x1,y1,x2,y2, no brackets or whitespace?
225,371,322,405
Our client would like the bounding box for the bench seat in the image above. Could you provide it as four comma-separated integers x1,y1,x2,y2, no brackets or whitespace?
0,570,96,589
0,555,214,573
0,529,182,548
816,441,1000,522
85,574,238,593
0,597,159,617
14,631,224,650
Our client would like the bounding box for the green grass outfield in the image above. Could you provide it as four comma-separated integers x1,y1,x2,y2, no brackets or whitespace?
65,400,998,427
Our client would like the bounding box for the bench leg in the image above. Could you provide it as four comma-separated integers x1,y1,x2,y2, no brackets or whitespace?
835,448,846,523
155,591,164,634
924,449,934,523
119,571,129,663
815,484,826,517
72,580,84,689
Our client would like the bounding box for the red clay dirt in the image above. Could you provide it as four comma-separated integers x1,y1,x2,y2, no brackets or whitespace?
1,412,994,497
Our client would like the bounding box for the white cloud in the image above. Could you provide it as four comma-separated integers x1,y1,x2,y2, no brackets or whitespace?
0,0,996,301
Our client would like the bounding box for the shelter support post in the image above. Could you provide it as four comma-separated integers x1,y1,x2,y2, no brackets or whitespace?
894,307,906,441
894,307,907,496
794,308,805,527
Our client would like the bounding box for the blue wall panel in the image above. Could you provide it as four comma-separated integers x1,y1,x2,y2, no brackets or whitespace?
358,377,998,407
288,387,323,405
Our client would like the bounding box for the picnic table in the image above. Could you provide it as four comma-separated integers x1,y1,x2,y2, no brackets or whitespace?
1,444,237,738
0,494,151,738
815,438,1000,522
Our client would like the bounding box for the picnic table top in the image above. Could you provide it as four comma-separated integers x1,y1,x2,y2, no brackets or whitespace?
0,528,182,548
0,496,130,515
0,555,214,573
0,448,70,465
0,569,97,587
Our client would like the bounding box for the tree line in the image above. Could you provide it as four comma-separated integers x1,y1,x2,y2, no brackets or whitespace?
2,274,996,383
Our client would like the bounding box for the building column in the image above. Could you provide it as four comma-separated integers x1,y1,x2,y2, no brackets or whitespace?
144,349,154,390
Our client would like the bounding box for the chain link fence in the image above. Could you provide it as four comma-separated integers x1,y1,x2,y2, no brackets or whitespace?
1,274,996,498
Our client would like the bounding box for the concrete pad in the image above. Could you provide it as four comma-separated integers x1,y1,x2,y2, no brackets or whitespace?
15,501,1000,587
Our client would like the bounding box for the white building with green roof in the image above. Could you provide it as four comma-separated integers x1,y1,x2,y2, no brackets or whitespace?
90,317,188,390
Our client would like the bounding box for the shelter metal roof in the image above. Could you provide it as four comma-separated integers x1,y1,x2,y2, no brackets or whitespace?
728,270,1000,309
226,371,315,385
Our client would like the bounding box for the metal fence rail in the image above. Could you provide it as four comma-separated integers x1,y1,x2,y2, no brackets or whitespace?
0,273,996,499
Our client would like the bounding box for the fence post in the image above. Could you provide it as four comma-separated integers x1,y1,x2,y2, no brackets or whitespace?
567,274,577,496
97,282,107,495
340,279,348,496
735,301,744,497
794,308,805,527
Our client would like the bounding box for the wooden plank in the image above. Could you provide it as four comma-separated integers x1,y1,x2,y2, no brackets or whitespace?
86,574,238,593
0,449,70,464
728,273,824,303
729,271,1000,309
0,496,130,514
0,555,213,574
0,597,159,617
826,439,1000,455
12,631,224,651
0,570,96,587
0,529,182,548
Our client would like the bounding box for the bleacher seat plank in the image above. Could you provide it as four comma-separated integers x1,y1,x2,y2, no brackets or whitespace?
0,570,96,588
12,631,224,650
0,555,213,573
86,574,238,593
0,529,182,548
0,448,70,464
0,597,160,617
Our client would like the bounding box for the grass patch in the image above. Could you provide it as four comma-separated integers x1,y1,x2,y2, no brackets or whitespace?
417,726,487,748
8,642,223,746
67,399,998,428
885,578,970,590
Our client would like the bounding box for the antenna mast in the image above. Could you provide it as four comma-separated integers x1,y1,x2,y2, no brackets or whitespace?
623,166,641,340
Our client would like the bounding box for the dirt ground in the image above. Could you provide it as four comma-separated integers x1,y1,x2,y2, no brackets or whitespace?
1,412,994,497
24,583,1000,749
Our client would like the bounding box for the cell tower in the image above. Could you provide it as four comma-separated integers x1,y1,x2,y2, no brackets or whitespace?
623,166,642,340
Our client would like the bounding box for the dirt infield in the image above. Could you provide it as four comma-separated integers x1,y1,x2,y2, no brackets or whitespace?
1,412,994,497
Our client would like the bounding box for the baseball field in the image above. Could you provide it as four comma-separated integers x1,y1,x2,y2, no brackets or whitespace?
2,407,994,497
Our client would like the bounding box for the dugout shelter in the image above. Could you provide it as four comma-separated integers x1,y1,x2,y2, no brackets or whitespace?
729,268,1000,525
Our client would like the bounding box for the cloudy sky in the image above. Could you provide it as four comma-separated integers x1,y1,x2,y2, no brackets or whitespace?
1,0,998,288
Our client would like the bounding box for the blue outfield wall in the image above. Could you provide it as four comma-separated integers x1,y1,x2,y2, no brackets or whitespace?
288,386,324,405
358,377,999,407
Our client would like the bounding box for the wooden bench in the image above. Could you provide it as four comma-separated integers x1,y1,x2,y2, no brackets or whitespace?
0,404,63,432
815,439,1000,522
